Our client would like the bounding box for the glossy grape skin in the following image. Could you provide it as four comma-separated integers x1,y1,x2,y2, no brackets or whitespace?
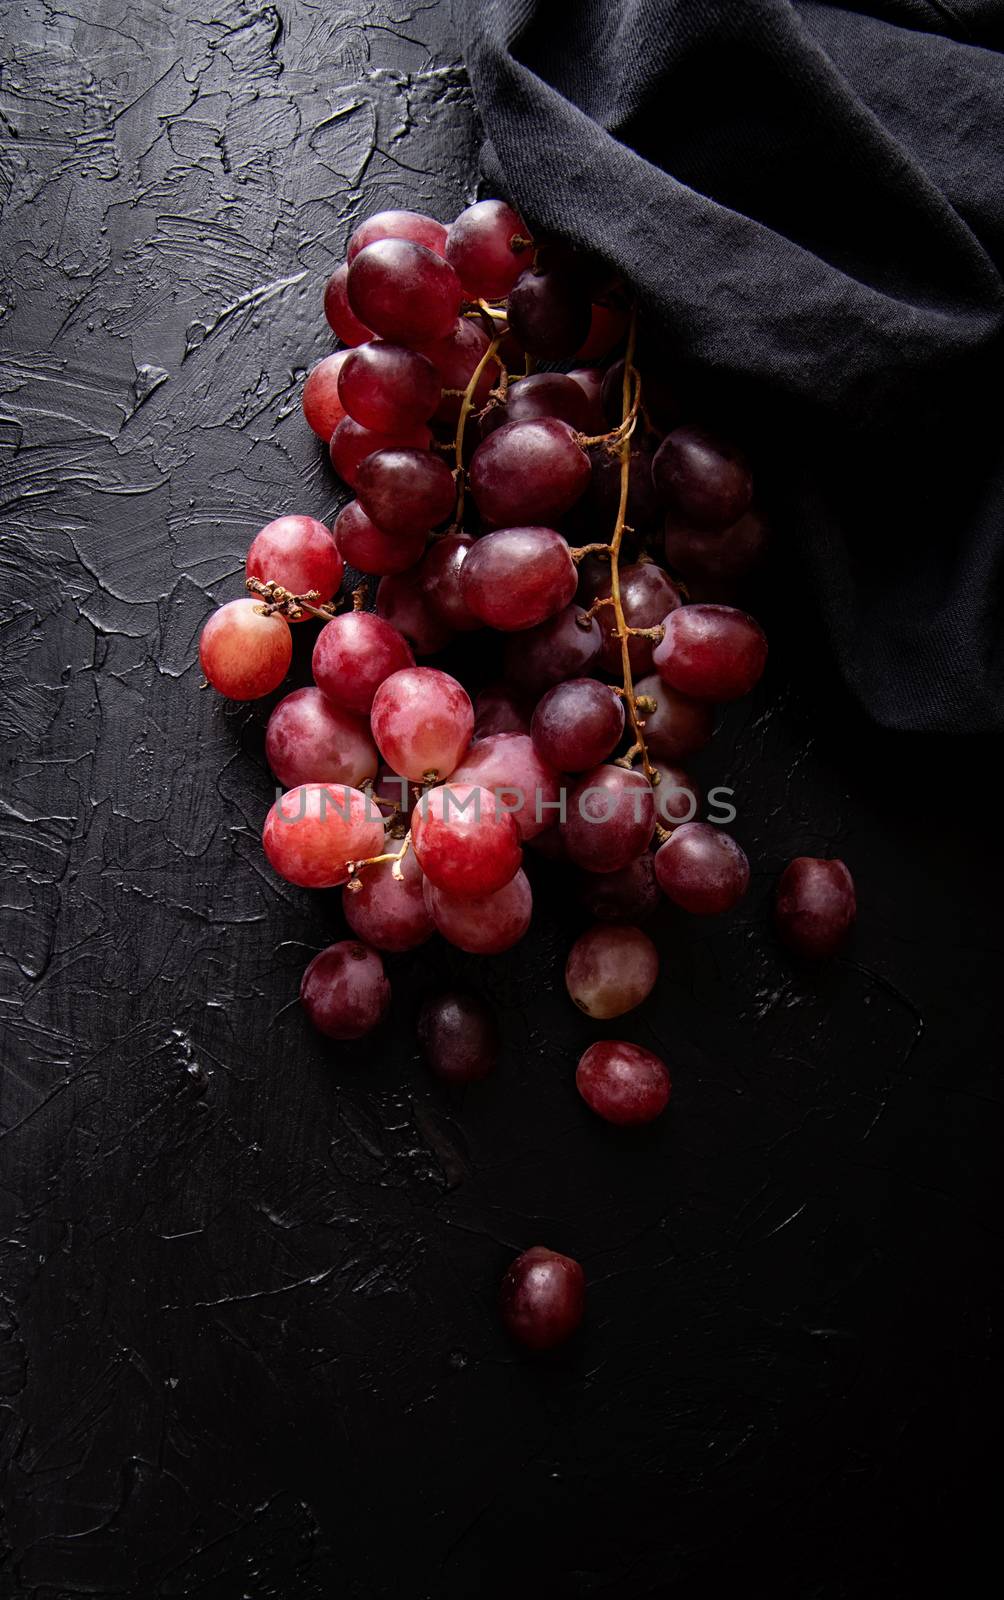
356,448,457,538
300,941,390,1041
578,853,660,922
664,508,769,588
343,848,434,953
651,761,701,826
418,990,499,1082
775,857,856,960
333,500,427,577
450,732,560,841
653,604,768,701
504,603,602,695
302,351,350,441
576,1040,671,1126
312,611,414,716
531,679,625,772
263,784,385,889
376,570,453,656
199,599,292,701
370,667,473,781
265,687,377,790
329,416,432,490
347,239,463,345
446,198,532,299
412,783,522,898
460,527,577,632
417,534,480,631
423,868,532,954
337,341,442,433
473,682,532,741
507,267,591,359
245,515,344,608
654,821,750,914
565,923,658,1018
633,674,715,761
651,425,753,531
560,764,656,874
323,264,372,345
500,1247,585,1350
418,317,500,425
596,562,682,676
469,419,590,529
346,208,448,262
481,372,592,437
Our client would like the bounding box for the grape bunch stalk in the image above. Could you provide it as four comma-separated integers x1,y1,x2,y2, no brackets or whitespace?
197,199,857,1351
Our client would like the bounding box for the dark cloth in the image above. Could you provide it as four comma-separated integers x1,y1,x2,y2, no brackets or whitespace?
454,0,1004,733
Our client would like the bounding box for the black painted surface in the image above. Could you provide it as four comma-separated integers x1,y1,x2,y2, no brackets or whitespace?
0,4,999,1597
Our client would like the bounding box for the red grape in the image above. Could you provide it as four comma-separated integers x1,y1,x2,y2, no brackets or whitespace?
423,868,532,953
582,442,659,539
775,857,856,960
417,317,500,424
469,418,590,528
565,923,658,1018
602,358,680,431
446,198,532,299
347,239,463,345
370,667,473,781
480,372,592,437
653,604,767,701
337,341,442,432
376,570,453,656
312,611,414,716
500,1247,585,1350
473,682,532,741
347,209,448,262
633,674,714,761
450,731,560,841
578,853,660,922
323,263,372,345
531,679,625,772
560,764,656,873
329,416,432,490
263,784,384,889
566,366,607,432
265,687,377,789
576,1040,671,1126
343,848,434,953
417,534,480,631
412,783,522,898
333,500,427,577
300,941,390,1040
651,761,701,826
199,598,291,701
595,562,682,676
503,603,602,694
418,990,499,1082
302,350,349,441
460,527,577,631
573,296,629,363
246,515,344,608
664,507,769,587
654,822,749,914
356,448,456,538
507,267,591,358
652,425,753,531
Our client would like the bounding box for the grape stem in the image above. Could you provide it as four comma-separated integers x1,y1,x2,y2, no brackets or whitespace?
451,327,506,530
245,576,337,623
345,831,412,889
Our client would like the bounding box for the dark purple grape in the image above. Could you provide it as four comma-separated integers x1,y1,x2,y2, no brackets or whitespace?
560,764,656,873
300,941,390,1041
460,527,577,631
663,508,769,588
581,442,659,538
506,267,591,359
356,448,456,538
329,416,432,489
470,418,590,528
500,1247,585,1349
654,822,749,915
602,359,681,430
775,857,856,960
418,317,501,425
566,366,607,433
653,604,767,701
473,682,532,740
576,1041,671,1126
481,372,593,437
376,570,454,656
346,239,463,346
573,296,630,363
531,679,625,772
633,674,714,761
333,500,427,577
445,199,533,299
337,341,442,432
503,603,602,694
418,990,499,1082
651,425,753,531
578,853,660,922
417,534,480,631
596,562,683,677
651,761,701,826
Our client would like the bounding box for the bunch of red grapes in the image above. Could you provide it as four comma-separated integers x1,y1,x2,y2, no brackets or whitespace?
198,199,857,1350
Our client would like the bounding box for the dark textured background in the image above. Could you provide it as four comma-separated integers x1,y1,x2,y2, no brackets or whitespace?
0,3,1000,1596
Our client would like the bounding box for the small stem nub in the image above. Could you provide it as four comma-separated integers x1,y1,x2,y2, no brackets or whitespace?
245,576,337,623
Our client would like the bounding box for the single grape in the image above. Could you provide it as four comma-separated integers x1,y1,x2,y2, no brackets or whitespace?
417,534,480,631
450,731,560,841
423,868,532,954
480,372,592,437
300,941,390,1040
246,515,344,609
532,679,624,772
633,674,714,761
560,764,656,873
347,209,448,262
573,296,629,363
581,442,659,538
302,350,350,441
653,603,768,701
265,687,377,790
347,239,463,345
418,990,499,1082
333,500,427,577
263,784,385,889
651,761,701,826
503,603,602,695
460,526,577,632
329,416,432,489
312,611,414,716
775,857,856,959
654,821,749,914
663,507,769,587
578,853,660,922
199,598,292,701
566,365,607,433
595,562,682,676
469,418,590,528
376,570,454,656
323,263,372,345
576,1040,671,1126
473,682,532,741
651,425,753,531
417,317,500,425
446,198,533,299
343,848,434,953
507,267,591,358
356,448,457,538
500,1246,585,1350
370,667,474,781
337,341,442,432
412,783,522,898
565,923,658,1018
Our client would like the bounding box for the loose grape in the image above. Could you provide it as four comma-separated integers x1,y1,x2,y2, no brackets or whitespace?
337,341,442,432
503,603,602,695
775,857,856,960
329,416,432,490
302,350,350,441
263,784,384,890
473,682,532,741
347,239,463,345
565,923,658,1018
654,822,749,914
423,868,532,954
480,372,592,437
469,419,590,528
246,515,344,609
446,198,533,299
417,534,480,631
579,853,660,922
347,209,448,262
343,849,434,953
531,679,625,772
500,1246,585,1350
633,674,714,761
412,783,522,898
652,425,753,531
376,570,454,656
460,527,577,632
450,732,560,841
265,687,378,789
651,761,701,826
356,448,456,538
653,603,768,701
417,317,500,425
312,611,414,716
664,508,769,587
418,990,499,1082
323,263,372,345
576,1040,671,1126
199,598,292,701
507,267,591,358
595,562,682,676
370,667,473,781
300,941,390,1040
560,764,656,874
333,500,427,577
